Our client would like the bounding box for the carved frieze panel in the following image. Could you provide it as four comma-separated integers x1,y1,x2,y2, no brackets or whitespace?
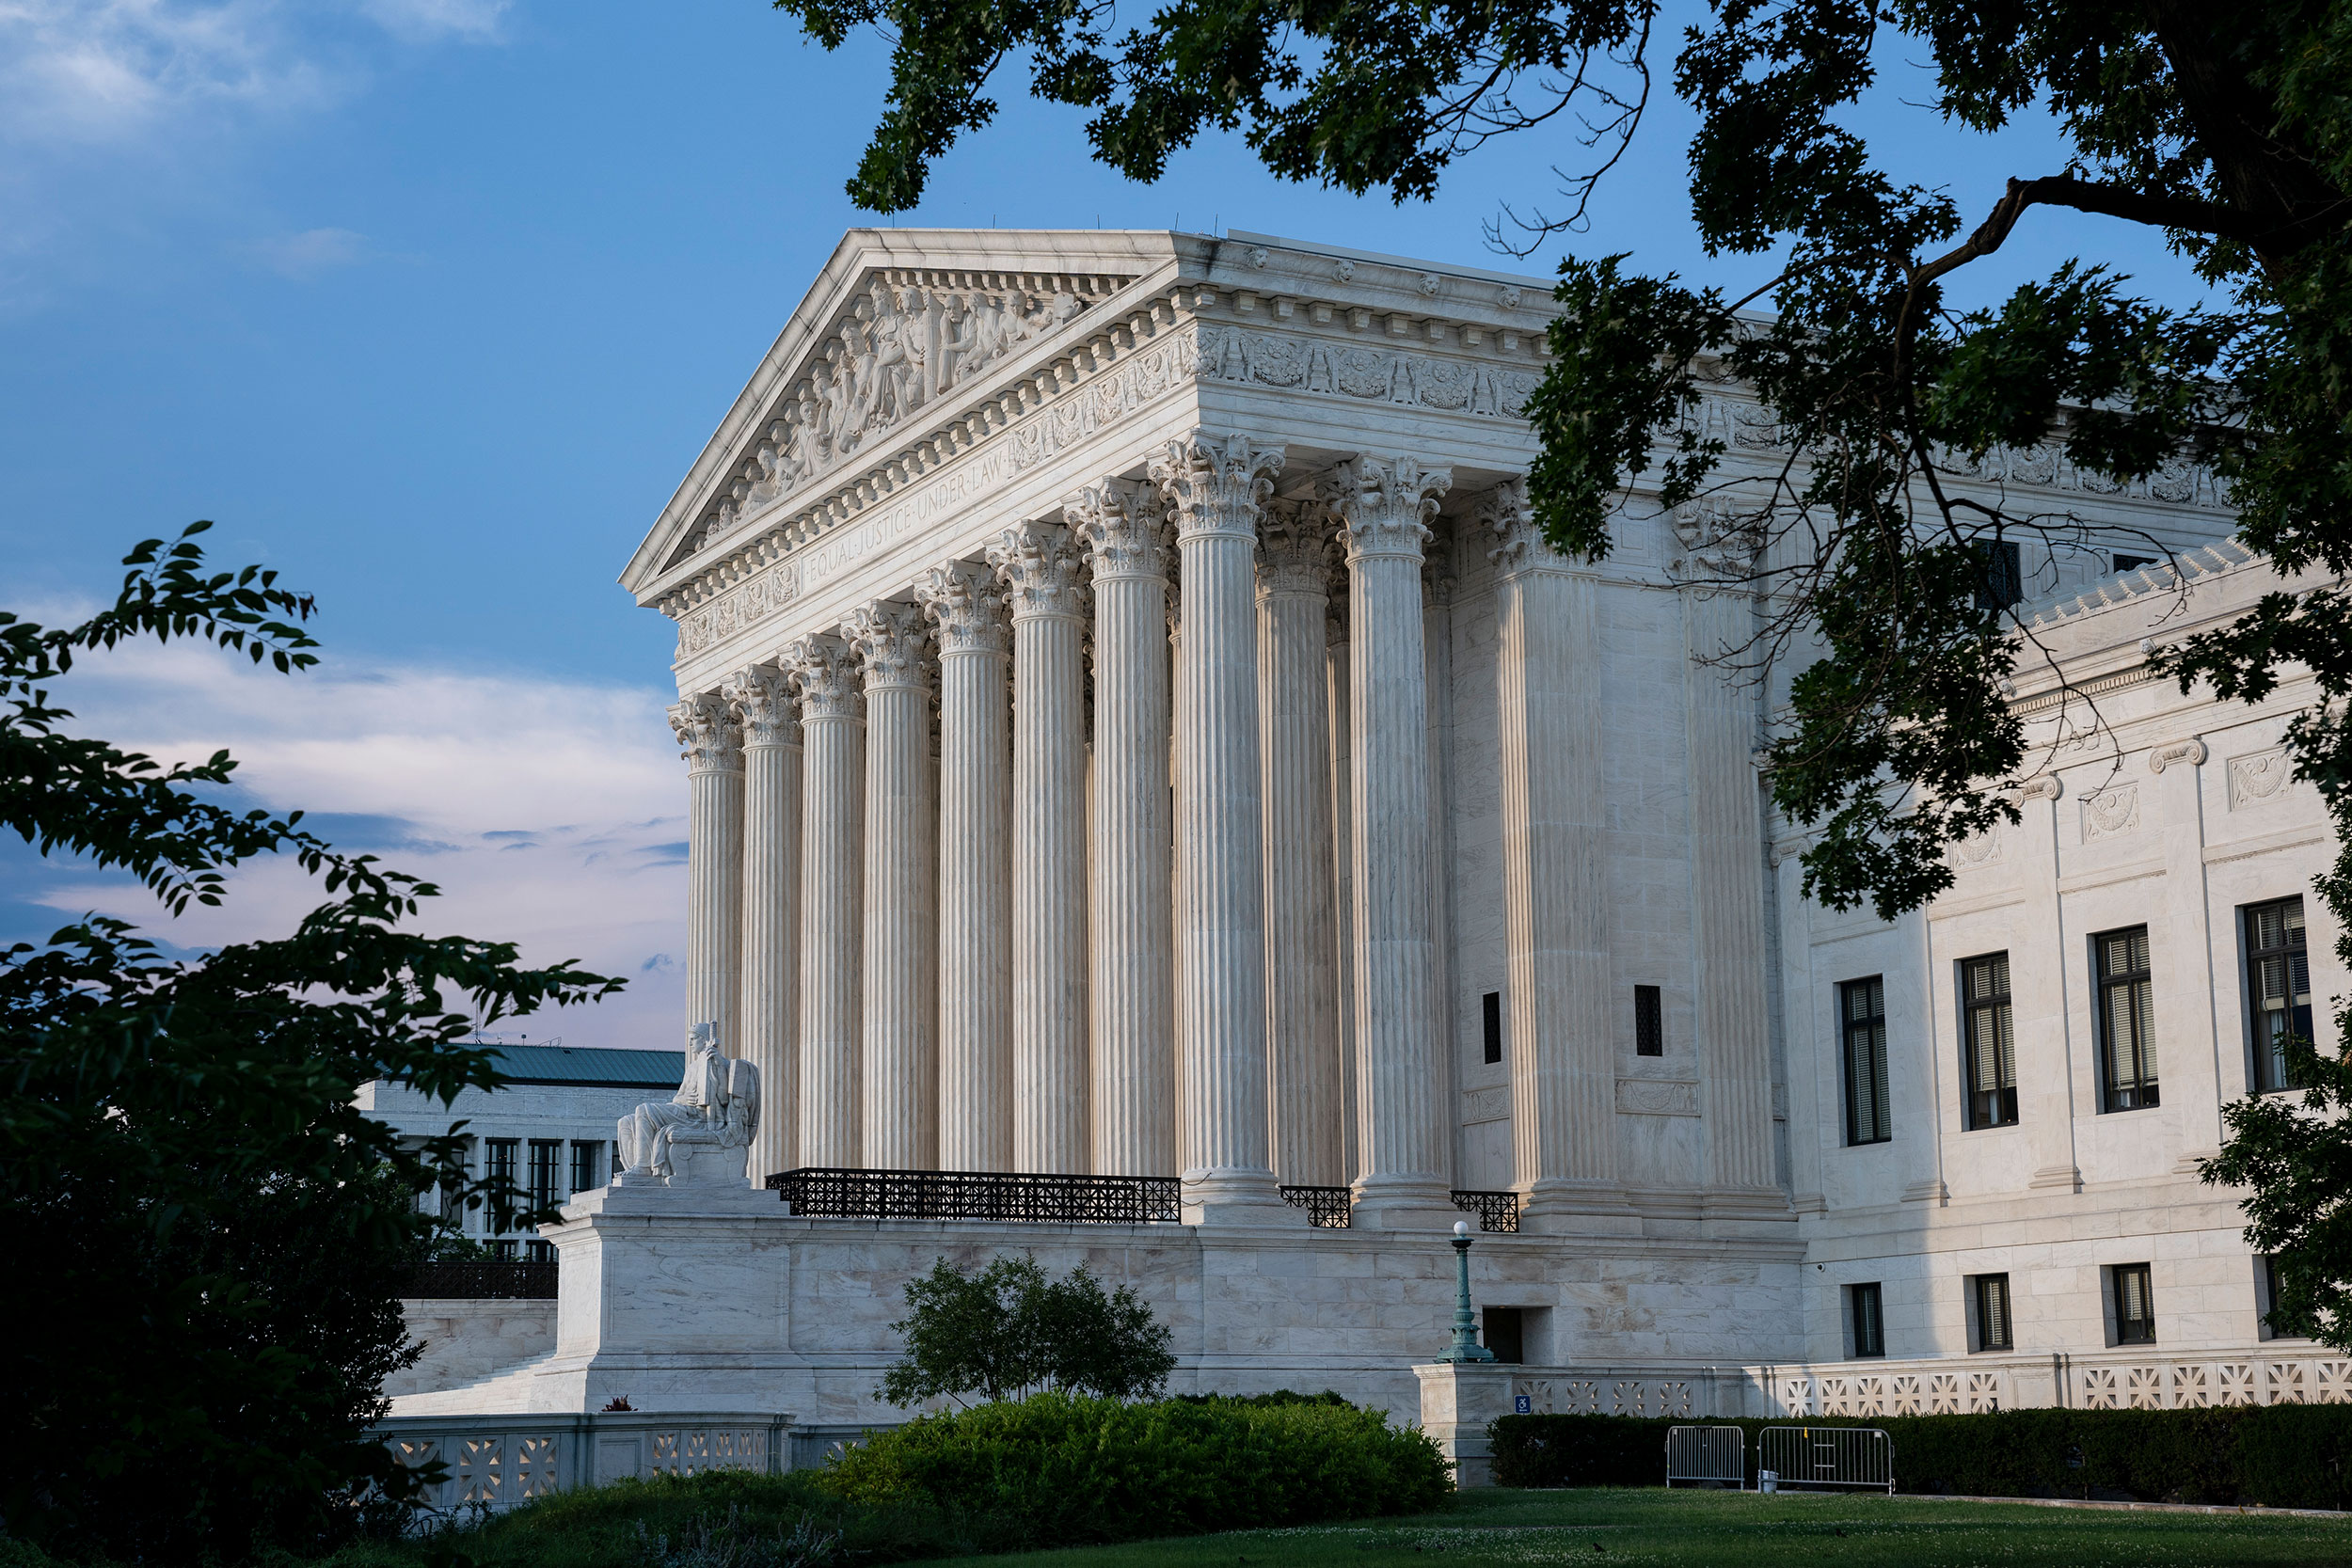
1191,322,1542,418
1461,1085,1510,1125
2230,746,2296,810
1615,1078,1700,1117
2080,784,2141,842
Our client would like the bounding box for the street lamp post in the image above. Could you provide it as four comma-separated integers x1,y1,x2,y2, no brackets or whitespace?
1439,1218,1495,1363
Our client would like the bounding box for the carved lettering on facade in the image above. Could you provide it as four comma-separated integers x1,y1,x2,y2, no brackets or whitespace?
1190,323,1541,418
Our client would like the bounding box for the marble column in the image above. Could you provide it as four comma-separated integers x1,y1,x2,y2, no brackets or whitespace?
669,693,744,1059
723,664,801,1185
1422,534,1462,1191
785,633,864,1169
1484,481,1623,1223
1328,454,1457,1228
1070,479,1178,1178
1676,512,1782,1209
1149,433,1295,1223
1327,585,1361,1184
989,521,1091,1173
1256,499,1344,1187
920,561,1014,1171
844,600,938,1171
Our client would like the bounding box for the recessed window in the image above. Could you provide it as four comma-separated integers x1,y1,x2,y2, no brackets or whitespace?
1482,991,1502,1066
1976,539,2024,611
1841,976,1891,1147
2095,927,2158,1111
1849,1282,1885,1358
2263,1255,2317,1341
1973,1274,2013,1352
2113,1263,2155,1345
485,1138,520,1235
1962,952,2018,1130
2247,897,2312,1095
1635,985,1663,1057
1481,1306,1524,1364
528,1139,563,1212
2113,553,2156,574
569,1140,605,1196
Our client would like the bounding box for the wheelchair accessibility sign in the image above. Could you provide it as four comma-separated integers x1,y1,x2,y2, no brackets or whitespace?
1514,1394,1533,1415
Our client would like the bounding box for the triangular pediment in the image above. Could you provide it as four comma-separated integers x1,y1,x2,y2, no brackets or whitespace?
622,230,1181,595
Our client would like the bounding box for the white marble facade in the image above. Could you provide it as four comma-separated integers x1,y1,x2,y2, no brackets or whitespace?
391,229,2320,1424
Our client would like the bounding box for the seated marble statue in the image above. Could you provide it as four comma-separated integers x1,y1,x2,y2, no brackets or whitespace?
616,1022,760,1185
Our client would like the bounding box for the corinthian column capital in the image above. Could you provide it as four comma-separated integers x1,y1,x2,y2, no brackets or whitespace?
842,600,933,690
1325,455,1451,562
1067,478,1171,580
723,663,801,748
1480,477,1550,575
988,521,1089,621
919,560,1011,656
783,632,864,721
1257,498,1336,596
668,691,742,774
1150,433,1284,542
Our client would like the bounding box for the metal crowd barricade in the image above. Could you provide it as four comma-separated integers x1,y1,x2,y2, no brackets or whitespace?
1757,1426,1895,1494
1663,1425,1746,1488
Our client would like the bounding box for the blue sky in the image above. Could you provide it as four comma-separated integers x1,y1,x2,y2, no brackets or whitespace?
1,1,2217,1047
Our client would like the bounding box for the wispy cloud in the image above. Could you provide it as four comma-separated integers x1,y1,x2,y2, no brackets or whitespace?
0,0,340,149
243,222,365,277
358,0,508,44
14,630,690,1049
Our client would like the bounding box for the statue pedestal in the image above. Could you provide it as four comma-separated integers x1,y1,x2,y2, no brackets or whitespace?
1416,1361,1514,1488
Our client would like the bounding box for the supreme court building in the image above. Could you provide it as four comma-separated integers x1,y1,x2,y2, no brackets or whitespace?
386,230,2347,1450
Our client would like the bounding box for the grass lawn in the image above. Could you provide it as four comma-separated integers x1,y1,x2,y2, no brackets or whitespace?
949,1486,2352,1567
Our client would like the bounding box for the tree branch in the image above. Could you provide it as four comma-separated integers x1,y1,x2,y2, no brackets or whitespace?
1912,175,2259,291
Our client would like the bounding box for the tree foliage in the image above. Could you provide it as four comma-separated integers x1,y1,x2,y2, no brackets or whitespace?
881,1254,1177,1407
0,524,623,1560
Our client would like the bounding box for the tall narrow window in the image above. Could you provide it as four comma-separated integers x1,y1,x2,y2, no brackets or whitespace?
1976,539,2024,610
1973,1274,2013,1352
1850,1282,1885,1358
527,1140,561,1212
2113,1263,2155,1344
2265,1255,2317,1340
1481,991,1502,1065
485,1138,519,1235
2248,898,2312,1094
2096,927,2157,1110
1841,977,1891,1147
1962,953,2018,1129
1634,986,1663,1056
569,1140,604,1195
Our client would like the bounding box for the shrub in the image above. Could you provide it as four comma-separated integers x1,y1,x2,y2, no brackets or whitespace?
881,1254,1176,1406
1489,1405,2352,1509
818,1389,1451,1546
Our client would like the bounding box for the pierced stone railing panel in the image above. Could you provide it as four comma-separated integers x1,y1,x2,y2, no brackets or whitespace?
373,1411,796,1515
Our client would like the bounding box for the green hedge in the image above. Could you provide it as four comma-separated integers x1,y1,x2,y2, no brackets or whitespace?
818,1389,1451,1546
1489,1407,2352,1509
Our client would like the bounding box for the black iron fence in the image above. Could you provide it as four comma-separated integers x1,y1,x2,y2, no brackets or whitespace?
1451,1189,1520,1233
767,1166,1182,1224
1279,1185,1355,1228
402,1259,560,1299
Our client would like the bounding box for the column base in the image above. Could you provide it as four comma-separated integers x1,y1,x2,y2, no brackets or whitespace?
1516,1178,1639,1233
1182,1167,1305,1227
1699,1186,1796,1222
1348,1175,1461,1231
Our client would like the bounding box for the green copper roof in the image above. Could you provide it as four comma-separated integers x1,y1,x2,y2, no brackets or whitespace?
485,1044,684,1088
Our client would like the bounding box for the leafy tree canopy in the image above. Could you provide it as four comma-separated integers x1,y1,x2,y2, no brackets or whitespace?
882,1253,1178,1406
0,525,622,1560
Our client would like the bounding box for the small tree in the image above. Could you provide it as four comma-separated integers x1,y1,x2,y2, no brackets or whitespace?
880,1254,1176,1408
2203,1032,2352,1348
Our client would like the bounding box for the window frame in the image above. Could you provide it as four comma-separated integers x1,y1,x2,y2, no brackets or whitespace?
2111,1262,2156,1346
1481,990,1502,1066
1849,1282,1885,1359
1971,1273,2014,1353
1634,985,1663,1057
1840,976,1892,1148
2093,925,2159,1113
2245,896,2313,1096
1960,951,2019,1131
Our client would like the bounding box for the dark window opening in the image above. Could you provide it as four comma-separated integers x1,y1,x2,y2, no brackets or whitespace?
527,1139,562,1212
2114,1263,2155,1345
2096,927,2158,1111
485,1138,520,1235
1482,1306,1524,1364
2113,553,2157,575
1482,991,1502,1065
569,1140,605,1196
526,1240,555,1264
1977,539,2025,611
2248,897,2312,1094
1841,976,1891,1146
1634,985,1663,1057
2265,1255,2317,1340
1850,1282,1885,1358
1963,952,2018,1130
1974,1274,2013,1352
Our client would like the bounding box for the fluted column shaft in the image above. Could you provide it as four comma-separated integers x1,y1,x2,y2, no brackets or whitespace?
1327,594,1361,1183
1150,434,1295,1222
670,694,744,1057
1073,481,1177,1178
922,562,1014,1170
1257,502,1344,1187
787,635,864,1169
725,666,802,1184
846,601,938,1170
1330,455,1456,1227
990,523,1091,1173
1486,482,1621,1219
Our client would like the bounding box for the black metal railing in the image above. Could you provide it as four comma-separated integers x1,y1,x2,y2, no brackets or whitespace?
1279,1184,1355,1228
402,1259,560,1299
1451,1189,1520,1233
767,1167,1182,1224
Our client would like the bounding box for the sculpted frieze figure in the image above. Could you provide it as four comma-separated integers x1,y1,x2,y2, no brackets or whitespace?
616,1022,761,1184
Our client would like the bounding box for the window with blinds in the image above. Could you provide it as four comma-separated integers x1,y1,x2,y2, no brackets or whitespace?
2247,898,2312,1094
1850,1282,1885,1358
1973,1273,2013,1352
2095,926,2158,1111
1962,952,2018,1130
1841,977,1892,1147
2113,1263,2155,1344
